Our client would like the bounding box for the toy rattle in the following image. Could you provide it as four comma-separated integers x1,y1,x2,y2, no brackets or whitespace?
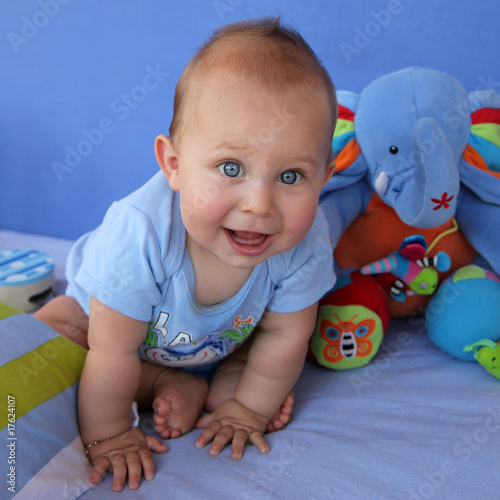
0,249,54,312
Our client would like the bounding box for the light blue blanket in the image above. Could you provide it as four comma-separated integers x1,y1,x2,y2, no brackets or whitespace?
83,319,499,499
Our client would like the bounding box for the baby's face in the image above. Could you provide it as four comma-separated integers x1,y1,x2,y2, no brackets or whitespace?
169,73,334,270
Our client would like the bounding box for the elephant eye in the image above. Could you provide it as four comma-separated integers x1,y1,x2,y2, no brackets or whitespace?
389,145,399,155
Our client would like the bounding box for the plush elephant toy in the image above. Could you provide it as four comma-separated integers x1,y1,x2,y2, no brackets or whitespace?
309,67,500,375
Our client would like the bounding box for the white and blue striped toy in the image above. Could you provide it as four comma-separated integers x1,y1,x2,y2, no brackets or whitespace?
0,249,54,312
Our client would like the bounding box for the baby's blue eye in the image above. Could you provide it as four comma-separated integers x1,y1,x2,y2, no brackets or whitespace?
279,170,302,185
218,161,243,177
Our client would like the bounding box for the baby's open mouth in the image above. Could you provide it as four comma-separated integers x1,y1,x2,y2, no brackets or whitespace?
224,229,274,256
231,230,267,244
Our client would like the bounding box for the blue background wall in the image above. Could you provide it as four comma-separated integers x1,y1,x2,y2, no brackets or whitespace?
1,0,499,239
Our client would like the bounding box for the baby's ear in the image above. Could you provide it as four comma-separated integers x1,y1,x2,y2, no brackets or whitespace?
155,134,179,191
322,158,336,188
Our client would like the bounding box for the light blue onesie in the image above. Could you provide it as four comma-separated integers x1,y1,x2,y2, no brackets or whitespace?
66,172,335,369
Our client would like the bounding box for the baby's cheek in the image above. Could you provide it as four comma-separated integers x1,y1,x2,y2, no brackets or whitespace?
286,211,317,245
294,205,317,231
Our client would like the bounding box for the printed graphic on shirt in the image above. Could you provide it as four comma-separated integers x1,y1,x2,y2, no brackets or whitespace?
139,312,255,366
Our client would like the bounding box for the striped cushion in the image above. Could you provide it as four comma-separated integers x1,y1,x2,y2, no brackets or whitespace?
0,302,93,498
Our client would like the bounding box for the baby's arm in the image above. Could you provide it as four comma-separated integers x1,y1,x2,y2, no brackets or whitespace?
195,302,318,458
78,297,167,492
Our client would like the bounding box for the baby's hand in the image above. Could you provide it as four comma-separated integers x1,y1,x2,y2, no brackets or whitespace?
86,427,168,492
194,399,270,459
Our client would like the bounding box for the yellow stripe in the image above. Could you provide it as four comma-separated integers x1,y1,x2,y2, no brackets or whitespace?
0,337,86,430
334,118,355,137
471,123,500,149
0,302,22,320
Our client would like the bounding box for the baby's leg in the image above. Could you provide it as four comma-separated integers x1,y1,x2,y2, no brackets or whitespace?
36,298,207,438
33,296,89,349
205,342,294,433
137,362,209,439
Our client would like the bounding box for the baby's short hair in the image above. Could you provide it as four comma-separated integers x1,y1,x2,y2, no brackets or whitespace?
169,17,337,150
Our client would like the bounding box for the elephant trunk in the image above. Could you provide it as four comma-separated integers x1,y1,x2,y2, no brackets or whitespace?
391,117,460,228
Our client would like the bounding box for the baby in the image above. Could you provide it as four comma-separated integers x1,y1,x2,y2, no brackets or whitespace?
35,17,337,492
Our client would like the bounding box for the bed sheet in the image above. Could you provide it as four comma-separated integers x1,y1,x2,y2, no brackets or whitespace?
1,230,498,500
82,322,500,500
83,328,500,500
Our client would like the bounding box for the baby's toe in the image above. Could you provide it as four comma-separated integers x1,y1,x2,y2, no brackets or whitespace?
153,396,171,417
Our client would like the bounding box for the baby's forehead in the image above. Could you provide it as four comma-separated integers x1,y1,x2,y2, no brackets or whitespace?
181,69,333,156
186,72,333,154
187,73,326,138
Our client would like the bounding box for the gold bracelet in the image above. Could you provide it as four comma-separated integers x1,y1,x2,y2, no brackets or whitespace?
84,437,112,461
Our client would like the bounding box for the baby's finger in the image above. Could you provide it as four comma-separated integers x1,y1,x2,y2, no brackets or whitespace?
209,425,234,456
146,435,169,454
248,431,270,454
125,453,143,491
139,447,157,481
89,457,111,485
110,454,128,492
230,429,249,460
195,421,222,449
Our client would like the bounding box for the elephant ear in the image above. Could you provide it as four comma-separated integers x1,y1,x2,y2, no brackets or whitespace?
325,91,368,192
459,89,500,204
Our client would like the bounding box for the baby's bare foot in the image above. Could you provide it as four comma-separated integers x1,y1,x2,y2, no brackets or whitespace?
266,391,294,433
152,369,209,439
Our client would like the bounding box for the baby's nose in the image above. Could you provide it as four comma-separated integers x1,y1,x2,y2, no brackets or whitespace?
239,181,275,216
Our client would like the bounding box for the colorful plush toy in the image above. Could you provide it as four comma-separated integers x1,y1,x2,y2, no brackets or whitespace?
426,265,500,363
309,268,390,370
464,339,500,380
311,67,500,374
360,234,451,302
